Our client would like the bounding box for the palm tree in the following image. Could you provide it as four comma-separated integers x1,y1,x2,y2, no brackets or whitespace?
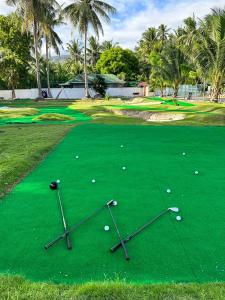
64,0,116,98
160,44,187,97
157,24,170,48
179,8,225,101
6,0,55,98
67,39,83,64
87,36,101,67
41,2,63,97
101,40,118,51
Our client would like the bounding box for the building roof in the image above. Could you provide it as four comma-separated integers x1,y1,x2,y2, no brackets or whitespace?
60,74,125,86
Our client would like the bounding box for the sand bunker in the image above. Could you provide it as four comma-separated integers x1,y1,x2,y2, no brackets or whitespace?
115,110,185,122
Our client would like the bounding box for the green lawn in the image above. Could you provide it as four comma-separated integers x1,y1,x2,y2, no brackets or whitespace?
1,99,225,299
1,124,225,284
0,124,73,197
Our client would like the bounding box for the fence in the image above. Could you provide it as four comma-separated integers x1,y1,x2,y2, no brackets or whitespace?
0,87,144,100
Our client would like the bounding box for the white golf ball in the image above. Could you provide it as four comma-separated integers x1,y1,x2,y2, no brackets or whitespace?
166,189,171,194
56,179,60,184
194,171,199,175
75,155,79,159
113,200,118,206
104,225,110,231
120,145,124,148
122,166,126,170
176,216,182,221
182,152,186,156
92,179,96,183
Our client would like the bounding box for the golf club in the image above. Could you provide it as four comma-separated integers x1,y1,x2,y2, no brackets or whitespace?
45,200,115,250
110,207,179,253
57,188,72,250
107,203,130,261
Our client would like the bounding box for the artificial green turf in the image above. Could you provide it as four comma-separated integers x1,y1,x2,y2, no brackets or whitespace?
0,124,225,284
0,107,91,125
147,97,195,106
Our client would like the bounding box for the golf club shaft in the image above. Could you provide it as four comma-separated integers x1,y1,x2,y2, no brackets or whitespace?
107,205,130,260
45,200,113,250
111,209,169,253
57,190,72,250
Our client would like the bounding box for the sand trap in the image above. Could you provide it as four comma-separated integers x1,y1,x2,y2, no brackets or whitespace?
114,110,185,122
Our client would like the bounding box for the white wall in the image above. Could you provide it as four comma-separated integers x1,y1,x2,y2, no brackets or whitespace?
0,87,144,100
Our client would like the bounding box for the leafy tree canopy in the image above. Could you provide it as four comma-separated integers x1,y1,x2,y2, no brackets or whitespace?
96,47,139,81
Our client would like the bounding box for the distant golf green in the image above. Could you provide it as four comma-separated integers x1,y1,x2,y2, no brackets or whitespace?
147,97,195,106
0,107,91,125
0,124,224,284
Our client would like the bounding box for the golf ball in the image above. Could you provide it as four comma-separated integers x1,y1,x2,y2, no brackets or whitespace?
182,152,186,156
166,189,171,194
113,200,118,206
176,216,182,221
194,171,199,175
56,179,60,184
120,145,124,148
92,179,96,183
75,155,79,159
122,166,126,170
104,225,110,231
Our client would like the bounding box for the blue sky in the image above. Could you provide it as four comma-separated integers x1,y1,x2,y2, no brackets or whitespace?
1,0,225,52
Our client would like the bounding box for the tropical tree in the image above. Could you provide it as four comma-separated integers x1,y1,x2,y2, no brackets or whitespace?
182,8,225,101
64,0,116,98
0,14,32,90
96,47,139,81
67,39,83,64
87,36,102,68
101,40,118,51
41,1,63,97
157,24,170,49
0,48,24,98
6,0,57,98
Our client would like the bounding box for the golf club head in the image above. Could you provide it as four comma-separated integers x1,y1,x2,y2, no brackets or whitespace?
107,200,114,206
168,207,179,213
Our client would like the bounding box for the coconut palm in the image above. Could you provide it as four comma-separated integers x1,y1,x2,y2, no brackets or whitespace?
157,24,170,48
67,39,83,64
87,36,101,67
190,8,225,101
159,44,188,97
101,40,118,51
6,0,56,98
41,2,63,97
64,0,116,98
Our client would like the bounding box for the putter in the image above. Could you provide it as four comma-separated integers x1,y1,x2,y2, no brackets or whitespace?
45,200,114,250
110,207,179,253
107,203,130,261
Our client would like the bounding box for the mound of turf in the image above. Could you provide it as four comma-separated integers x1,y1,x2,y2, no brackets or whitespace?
0,107,38,119
33,113,75,121
148,97,195,107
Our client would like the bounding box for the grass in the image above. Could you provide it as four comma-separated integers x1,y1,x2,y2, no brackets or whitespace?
0,107,38,119
0,276,225,300
33,113,75,121
1,99,225,298
1,124,225,284
0,124,73,197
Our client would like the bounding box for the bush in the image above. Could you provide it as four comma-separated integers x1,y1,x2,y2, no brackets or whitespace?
92,75,107,97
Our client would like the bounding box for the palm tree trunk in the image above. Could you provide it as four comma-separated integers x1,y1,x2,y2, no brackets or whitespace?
84,30,90,98
46,38,53,98
12,87,16,99
173,83,179,98
33,20,42,99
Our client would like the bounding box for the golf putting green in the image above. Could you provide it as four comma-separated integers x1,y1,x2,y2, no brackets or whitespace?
0,124,225,284
0,107,91,125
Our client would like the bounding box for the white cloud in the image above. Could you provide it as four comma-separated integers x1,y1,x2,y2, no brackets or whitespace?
0,0,224,52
